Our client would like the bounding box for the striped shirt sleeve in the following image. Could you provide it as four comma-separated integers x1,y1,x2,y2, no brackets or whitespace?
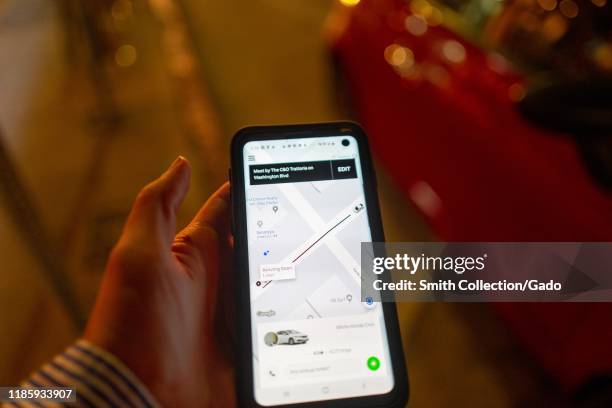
3,339,160,408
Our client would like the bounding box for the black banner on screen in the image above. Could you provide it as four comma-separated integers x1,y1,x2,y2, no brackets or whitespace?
249,159,357,185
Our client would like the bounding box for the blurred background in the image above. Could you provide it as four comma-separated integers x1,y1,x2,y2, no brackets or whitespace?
1,0,611,406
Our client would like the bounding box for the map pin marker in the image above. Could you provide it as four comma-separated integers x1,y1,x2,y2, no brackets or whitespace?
272,205,278,213
346,294,353,302
257,220,263,227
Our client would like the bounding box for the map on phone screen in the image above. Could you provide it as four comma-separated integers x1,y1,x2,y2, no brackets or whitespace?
243,135,394,405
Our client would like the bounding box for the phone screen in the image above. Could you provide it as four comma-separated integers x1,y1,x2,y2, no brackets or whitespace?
242,134,395,406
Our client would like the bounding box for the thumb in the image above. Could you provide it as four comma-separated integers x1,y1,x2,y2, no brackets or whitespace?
121,156,191,249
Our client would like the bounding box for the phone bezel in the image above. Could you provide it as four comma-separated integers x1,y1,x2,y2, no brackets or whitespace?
230,122,408,408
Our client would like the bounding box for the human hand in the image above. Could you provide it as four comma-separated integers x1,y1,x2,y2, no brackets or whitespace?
84,157,235,407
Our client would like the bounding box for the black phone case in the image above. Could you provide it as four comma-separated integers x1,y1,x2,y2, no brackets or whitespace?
230,121,409,408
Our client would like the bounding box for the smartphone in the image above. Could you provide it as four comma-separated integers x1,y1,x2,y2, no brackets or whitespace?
230,122,408,407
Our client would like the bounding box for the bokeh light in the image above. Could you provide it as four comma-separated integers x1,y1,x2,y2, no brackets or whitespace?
410,0,433,19
427,7,443,26
405,15,428,36
542,13,568,42
385,44,414,68
537,0,558,11
559,0,579,18
442,40,466,64
115,44,138,67
111,0,133,21
508,83,526,102
593,43,612,71
423,63,450,87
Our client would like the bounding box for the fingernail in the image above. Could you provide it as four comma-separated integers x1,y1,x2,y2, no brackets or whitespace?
163,157,189,185
164,156,191,207
166,156,188,176
170,155,186,169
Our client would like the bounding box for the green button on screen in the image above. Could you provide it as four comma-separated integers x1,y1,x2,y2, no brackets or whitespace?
367,356,380,371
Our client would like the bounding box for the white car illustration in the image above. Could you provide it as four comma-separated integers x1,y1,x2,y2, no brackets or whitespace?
277,330,309,345
264,330,309,346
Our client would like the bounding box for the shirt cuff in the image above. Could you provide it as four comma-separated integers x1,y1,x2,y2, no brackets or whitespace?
6,339,160,408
